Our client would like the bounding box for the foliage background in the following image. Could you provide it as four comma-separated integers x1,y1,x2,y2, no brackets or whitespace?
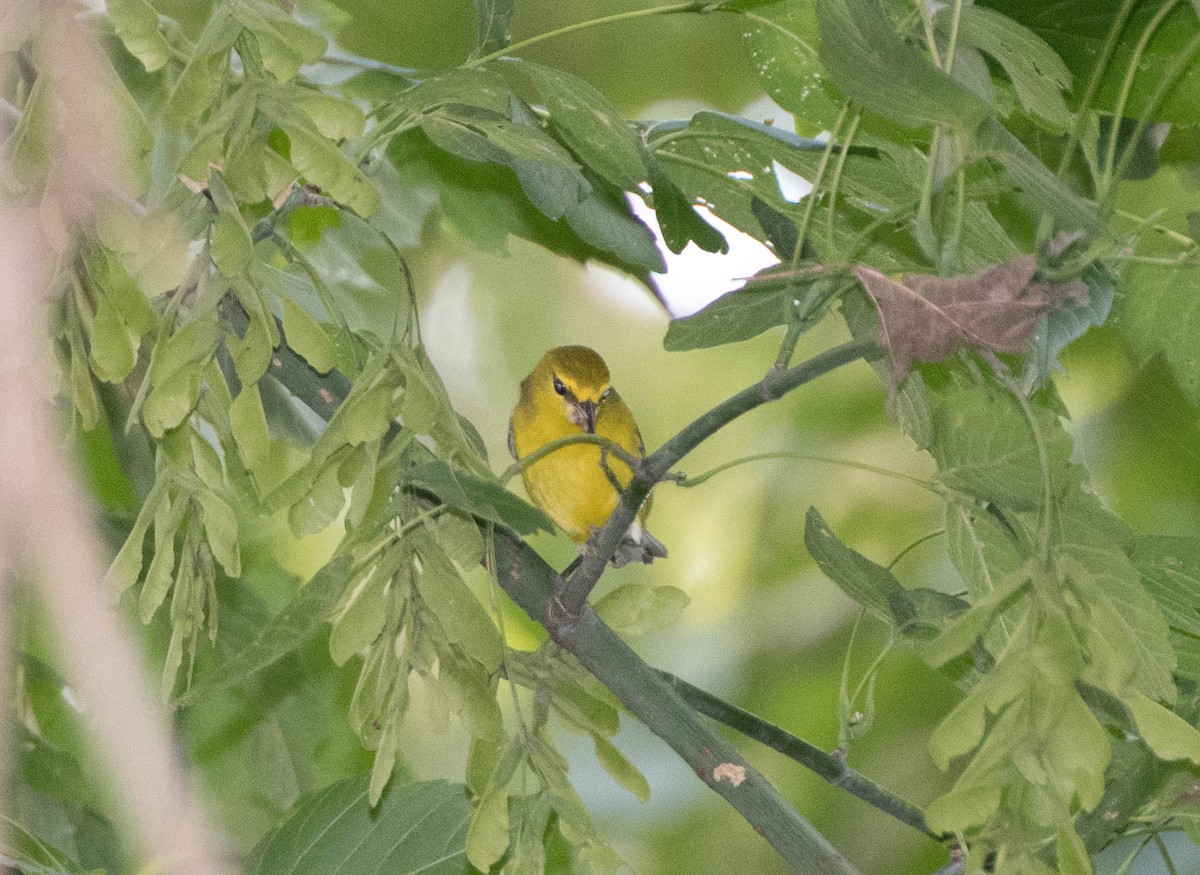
6,0,1200,874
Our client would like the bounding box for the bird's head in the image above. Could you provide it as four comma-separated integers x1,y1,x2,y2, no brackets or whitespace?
532,345,614,433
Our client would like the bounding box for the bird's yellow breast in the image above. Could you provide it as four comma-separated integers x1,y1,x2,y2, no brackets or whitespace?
510,391,643,541
509,346,649,542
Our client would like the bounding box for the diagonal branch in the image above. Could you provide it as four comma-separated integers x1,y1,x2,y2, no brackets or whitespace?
554,336,879,620
658,671,941,840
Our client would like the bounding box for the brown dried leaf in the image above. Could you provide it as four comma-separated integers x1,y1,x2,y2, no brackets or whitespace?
854,257,1088,382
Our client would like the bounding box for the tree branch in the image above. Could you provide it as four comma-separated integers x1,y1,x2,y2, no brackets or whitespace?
657,671,941,841
554,336,879,619
492,529,862,874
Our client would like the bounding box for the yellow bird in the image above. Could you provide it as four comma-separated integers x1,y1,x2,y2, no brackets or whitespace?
509,346,667,566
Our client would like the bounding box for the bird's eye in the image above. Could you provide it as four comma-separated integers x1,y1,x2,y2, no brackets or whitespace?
553,377,567,396
600,387,612,401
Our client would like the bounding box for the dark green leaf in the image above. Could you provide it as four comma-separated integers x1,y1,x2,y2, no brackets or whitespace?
953,5,1072,129
817,0,989,130
515,61,651,192
804,506,903,622
664,264,830,351
650,168,727,255
982,0,1200,125
406,460,554,535
247,777,471,875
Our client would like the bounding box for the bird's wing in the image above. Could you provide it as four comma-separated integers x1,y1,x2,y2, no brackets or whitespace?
507,417,518,460
635,426,646,458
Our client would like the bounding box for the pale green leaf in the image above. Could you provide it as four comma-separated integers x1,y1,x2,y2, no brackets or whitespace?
88,296,137,384
329,566,389,666
1125,691,1200,765
106,0,170,72
592,735,650,802
280,297,335,374
594,584,690,637
1117,262,1200,406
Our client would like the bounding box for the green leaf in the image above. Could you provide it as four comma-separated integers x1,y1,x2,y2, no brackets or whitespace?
649,112,826,249
88,295,138,383
561,180,666,273
247,777,471,875
983,0,1200,125
817,0,989,130
144,366,202,437
466,737,522,870
295,91,366,141
164,10,241,123
275,118,381,216
106,0,170,73
230,384,272,477
650,168,728,255
280,297,335,374
738,0,843,136
972,117,1102,233
103,483,165,593
593,735,650,802
1029,262,1114,386
1117,261,1200,406
804,507,903,622
175,558,349,707
1132,535,1200,680
1125,691,1200,765
195,489,241,577
289,458,348,537
953,6,1072,130
329,565,390,666
407,461,554,535
664,265,829,351
930,386,1072,509
423,108,580,171
236,1,328,83
470,0,513,57
414,537,502,672
1055,821,1092,875
515,61,651,193
594,584,690,637
207,173,255,277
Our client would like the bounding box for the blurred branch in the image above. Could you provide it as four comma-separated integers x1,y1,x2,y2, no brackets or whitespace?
657,671,943,841
0,3,234,872
555,337,879,621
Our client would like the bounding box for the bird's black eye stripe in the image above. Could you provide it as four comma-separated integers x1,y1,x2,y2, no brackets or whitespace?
553,377,567,395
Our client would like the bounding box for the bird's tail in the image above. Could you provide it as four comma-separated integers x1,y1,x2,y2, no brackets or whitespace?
610,522,669,567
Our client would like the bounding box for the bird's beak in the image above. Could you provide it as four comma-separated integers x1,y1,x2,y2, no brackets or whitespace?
577,400,597,433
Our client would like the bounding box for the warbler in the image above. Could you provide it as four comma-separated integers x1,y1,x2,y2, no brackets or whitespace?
509,346,667,566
